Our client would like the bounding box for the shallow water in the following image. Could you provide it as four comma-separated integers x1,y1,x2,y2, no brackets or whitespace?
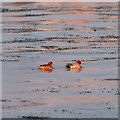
1,2,118,118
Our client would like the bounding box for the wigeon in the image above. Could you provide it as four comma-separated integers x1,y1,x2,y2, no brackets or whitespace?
66,60,82,69
38,61,53,70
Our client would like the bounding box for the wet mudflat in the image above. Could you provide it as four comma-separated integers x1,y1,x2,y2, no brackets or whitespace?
1,2,119,118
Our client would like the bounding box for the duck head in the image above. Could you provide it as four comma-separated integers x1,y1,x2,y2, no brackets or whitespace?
48,61,53,66
76,60,82,64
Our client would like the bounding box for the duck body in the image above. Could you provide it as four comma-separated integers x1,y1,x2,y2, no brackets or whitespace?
38,62,53,70
66,60,82,69
39,65,52,70
66,63,81,69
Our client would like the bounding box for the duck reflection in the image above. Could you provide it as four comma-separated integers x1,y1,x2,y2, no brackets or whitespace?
66,67,82,72
39,68,53,73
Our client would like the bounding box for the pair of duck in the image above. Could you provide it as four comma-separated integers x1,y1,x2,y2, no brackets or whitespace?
38,60,82,70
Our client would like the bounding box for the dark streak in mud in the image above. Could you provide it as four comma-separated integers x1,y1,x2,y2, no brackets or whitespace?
1,6,48,13
97,13,118,16
41,46,59,49
99,35,119,39
8,36,79,43
79,90,92,94
104,78,120,81
0,99,11,103
21,100,30,103
13,13,53,17
2,59,19,62
3,28,38,33
22,116,50,119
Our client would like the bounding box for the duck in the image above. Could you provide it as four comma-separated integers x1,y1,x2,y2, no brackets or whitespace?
66,60,82,69
38,61,53,70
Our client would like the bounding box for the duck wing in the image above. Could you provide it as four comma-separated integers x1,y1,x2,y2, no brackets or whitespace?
40,64,47,67
66,63,73,68
38,64,48,69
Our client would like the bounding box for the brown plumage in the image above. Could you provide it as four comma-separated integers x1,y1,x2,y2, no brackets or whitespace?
66,60,82,69
38,61,53,70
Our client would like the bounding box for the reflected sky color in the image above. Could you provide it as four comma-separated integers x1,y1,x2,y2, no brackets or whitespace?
2,2,118,118
1,0,119,2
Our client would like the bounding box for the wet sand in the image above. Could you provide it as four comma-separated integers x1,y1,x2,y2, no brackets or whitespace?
1,2,118,118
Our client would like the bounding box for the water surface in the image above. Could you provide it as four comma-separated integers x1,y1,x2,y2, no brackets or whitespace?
2,2,118,118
